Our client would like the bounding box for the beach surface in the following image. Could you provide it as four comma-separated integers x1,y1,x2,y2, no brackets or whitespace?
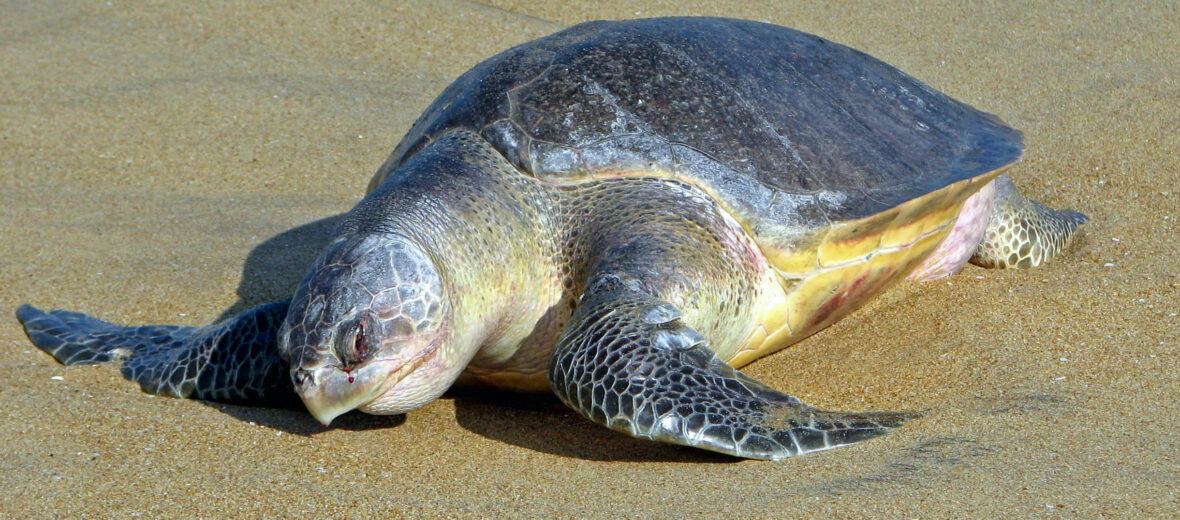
1,1,1175,517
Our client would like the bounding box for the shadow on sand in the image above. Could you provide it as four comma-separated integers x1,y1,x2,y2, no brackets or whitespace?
213,214,346,323
449,388,733,463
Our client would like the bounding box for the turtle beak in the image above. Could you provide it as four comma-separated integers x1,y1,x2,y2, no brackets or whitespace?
292,360,394,426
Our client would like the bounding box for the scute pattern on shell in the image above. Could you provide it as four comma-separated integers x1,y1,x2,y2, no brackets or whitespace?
375,17,1023,242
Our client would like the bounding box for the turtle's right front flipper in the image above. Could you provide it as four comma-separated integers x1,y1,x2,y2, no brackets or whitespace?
549,278,914,460
16,302,297,406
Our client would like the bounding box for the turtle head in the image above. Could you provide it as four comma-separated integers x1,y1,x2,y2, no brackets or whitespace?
279,233,457,425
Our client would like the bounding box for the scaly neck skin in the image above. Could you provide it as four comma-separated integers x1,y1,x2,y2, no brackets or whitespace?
334,131,562,409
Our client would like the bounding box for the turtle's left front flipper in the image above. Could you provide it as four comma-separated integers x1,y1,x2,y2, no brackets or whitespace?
16,302,297,406
549,278,914,460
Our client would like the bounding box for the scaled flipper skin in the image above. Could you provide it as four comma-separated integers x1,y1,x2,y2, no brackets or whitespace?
972,174,1088,269
16,302,297,406
549,277,913,460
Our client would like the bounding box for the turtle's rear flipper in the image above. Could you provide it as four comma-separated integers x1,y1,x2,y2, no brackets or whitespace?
549,278,914,460
971,174,1088,269
16,302,297,406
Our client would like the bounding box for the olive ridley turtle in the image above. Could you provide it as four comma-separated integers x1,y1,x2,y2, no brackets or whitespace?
18,17,1087,460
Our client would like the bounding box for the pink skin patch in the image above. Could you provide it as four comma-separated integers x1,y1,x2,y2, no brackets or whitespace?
908,180,996,281
809,271,893,330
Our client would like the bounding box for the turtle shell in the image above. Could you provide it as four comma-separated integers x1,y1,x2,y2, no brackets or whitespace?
373,17,1020,279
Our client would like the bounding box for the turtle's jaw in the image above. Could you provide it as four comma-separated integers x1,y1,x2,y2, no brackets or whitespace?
298,365,372,426
296,343,441,426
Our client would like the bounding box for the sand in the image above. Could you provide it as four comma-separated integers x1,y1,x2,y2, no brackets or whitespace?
1,1,1175,518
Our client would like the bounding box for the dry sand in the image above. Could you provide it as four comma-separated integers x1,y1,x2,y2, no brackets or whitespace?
1,1,1176,518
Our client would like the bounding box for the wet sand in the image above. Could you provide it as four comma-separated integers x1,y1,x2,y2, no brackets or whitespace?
1,1,1175,517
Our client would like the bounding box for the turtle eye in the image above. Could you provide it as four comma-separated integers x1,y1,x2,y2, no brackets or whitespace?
342,318,371,366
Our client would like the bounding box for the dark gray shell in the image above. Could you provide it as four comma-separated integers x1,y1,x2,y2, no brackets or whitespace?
374,17,1022,239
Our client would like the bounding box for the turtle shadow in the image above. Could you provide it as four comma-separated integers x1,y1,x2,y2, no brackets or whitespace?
198,399,405,436
449,388,737,463
214,213,346,323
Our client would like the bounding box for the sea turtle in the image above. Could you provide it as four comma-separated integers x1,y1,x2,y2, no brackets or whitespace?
16,17,1087,460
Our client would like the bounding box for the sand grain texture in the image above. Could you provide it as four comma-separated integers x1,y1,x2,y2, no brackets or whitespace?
1,1,1175,518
